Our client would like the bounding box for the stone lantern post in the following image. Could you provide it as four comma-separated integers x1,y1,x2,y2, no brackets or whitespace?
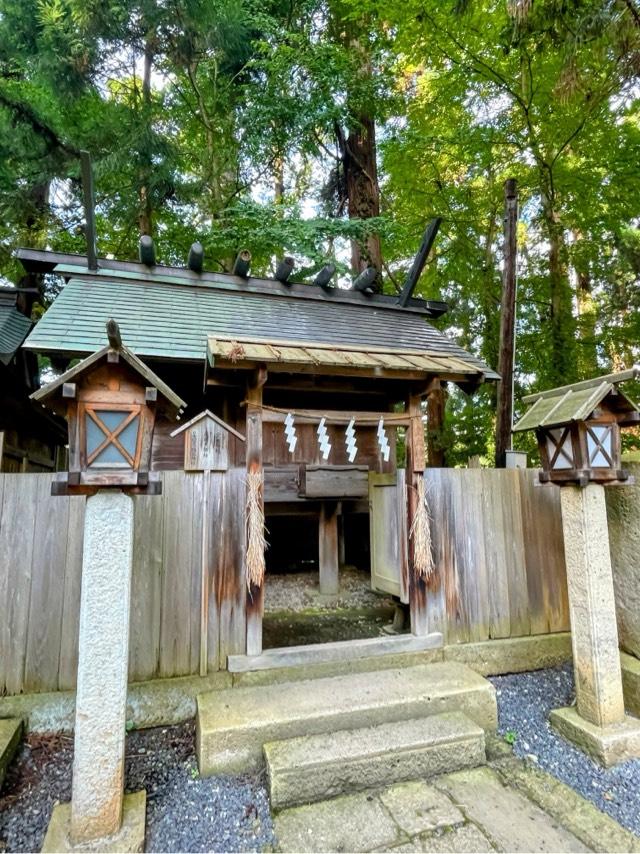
33,321,185,851
514,369,640,766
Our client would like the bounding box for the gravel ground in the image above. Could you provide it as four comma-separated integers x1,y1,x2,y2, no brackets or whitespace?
490,663,640,837
264,565,394,613
0,723,274,854
3,664,639,852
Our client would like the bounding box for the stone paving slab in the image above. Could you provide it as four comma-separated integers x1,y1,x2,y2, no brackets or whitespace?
491,756,640,853
272,761,636,853
274,790,404,853
434,767,589,853
379,782,464,837
419,825,496,853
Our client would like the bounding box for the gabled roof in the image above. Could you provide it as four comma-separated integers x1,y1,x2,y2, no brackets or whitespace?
170,409,245,441
18,250,499,382
31,331,187,419
514,369,640,432
0,290,32,365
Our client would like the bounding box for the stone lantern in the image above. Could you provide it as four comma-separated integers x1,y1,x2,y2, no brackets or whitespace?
514,369,640,766
37,321,186,852
515,370,640,487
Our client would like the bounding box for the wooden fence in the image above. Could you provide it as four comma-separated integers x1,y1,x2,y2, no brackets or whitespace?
0,468,570,696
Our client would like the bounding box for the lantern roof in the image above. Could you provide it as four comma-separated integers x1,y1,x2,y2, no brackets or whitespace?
31,320,186,419
514,369,640,433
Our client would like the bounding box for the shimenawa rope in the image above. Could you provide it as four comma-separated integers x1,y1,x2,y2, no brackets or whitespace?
246,471,267,589
409,476,434,580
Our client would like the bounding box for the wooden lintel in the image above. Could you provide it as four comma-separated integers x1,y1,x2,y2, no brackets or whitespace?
210,358,476,384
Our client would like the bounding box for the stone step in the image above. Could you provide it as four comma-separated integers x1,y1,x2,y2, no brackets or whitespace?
0,718,23,790
227,632,443,673
197,661,497,775
265,711,486,810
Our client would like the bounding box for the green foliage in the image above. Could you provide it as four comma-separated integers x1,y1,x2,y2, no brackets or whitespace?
1,0,639,461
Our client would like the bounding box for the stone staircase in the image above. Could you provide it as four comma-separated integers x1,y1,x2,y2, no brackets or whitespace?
196,660,497,807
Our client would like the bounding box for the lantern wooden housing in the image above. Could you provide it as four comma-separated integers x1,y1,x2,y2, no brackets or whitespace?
31,321,185,494
513,370,640,486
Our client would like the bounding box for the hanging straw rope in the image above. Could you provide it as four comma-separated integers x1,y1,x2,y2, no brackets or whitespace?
246,471,267,590
410,477,434,580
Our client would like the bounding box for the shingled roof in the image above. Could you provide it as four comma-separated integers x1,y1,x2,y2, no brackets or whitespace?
19,250,498,381
0,289,32,365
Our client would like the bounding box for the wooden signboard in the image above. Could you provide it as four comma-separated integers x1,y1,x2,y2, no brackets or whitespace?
171,410,245,472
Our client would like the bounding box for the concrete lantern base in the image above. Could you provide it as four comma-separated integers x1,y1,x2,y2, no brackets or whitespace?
550,706,640,767
41,791,146,853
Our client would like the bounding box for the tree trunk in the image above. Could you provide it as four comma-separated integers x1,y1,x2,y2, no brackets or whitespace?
138,34,155,237
573,233,598,376
345,115,382,278
541,185,576,386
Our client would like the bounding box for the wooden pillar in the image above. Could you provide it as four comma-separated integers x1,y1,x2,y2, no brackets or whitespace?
406,392,428,636
319,501,339,595
246,367,266,656
338,504,346,567
426,381,447,467
495,178,518,468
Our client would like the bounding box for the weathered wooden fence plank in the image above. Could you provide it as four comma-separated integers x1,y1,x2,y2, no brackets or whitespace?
424,469,446,637
520,471,570,635
0,467,570,695
1,475,38,695
481,470,512,640
57,496,85,690
129,491,165,681
0,473,7,693
215,468,247,669
159,471,198,678
23,477,69,692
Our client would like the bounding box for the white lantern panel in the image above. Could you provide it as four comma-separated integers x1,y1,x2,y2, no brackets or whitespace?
86,410,139,468
547,428,573,469
587,425,613,467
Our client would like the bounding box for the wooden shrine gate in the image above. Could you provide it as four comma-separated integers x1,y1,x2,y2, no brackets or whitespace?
369,470,409,604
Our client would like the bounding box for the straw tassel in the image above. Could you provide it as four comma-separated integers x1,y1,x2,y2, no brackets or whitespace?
246,471,267,590
410,476,434,580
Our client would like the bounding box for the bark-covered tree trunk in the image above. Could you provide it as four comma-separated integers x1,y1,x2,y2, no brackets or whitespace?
138,34,155,237
540,180,576,386
573,233,598,376
345,115,382,276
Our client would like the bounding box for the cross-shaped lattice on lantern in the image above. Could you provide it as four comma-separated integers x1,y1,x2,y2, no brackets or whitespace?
317,417,331,460
284,412,297,453
345,417,357,462
377,417,390,462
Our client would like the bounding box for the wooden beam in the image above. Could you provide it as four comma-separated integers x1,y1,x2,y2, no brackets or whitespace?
319,502,339,595
245,366,267,656
398,218,442,307
80,151,98,271
406,392,429,636
209,358,474,384
427,381,447,467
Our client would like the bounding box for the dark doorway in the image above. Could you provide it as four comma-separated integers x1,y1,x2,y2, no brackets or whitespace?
262,507,396,650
